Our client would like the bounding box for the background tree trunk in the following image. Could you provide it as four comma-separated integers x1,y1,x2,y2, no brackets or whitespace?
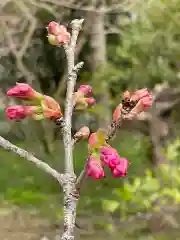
89,8,111,128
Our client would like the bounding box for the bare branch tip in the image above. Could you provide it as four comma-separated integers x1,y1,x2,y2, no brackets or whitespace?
70,19,84,29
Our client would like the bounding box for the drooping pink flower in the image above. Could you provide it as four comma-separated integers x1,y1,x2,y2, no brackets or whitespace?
78,85,92,97
5,105,41,120
87,155,105,179
47,21,70,45
100,146,120,169
7,83,42,101
112,158,129,178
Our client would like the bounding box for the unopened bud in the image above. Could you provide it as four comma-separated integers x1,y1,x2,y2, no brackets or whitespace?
47,21,70,45
7,83,43,101
74,126,90,141
113,103,122,122
41,95,62,120
78,85,92,97
5,105,42,121
86,97,96,106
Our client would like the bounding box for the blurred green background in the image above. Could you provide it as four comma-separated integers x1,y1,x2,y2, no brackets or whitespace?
0,0,180,239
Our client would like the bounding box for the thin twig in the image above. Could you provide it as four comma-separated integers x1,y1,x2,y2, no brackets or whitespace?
0,136,63,185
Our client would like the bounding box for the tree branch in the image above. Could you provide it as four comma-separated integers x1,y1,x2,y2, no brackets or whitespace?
61,19,84,240
0,136,63,185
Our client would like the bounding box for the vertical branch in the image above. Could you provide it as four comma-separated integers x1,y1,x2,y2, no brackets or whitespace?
63,19,84,174
61,19,84,240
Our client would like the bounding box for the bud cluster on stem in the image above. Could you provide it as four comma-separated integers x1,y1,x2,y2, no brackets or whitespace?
6,83,62,121
47,21,70,46
87,131,129,179
73,84,96,110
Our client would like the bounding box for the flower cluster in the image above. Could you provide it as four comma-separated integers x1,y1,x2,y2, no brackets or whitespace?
73,84,96,110
87,130,129,179
6,83,62,121
47,21,70,46
6,79,153,182
86,89,153,180
87,145,129,180
113,88,153,122
5,83,95,121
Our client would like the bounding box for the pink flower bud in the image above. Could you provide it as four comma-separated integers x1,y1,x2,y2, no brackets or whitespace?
74,126,90,140
135,96,153,112
47,21,60,35
86,97,96,106
7,83,43,101
109,156,121,169
128,92,153,118
5,105,41,120
47,21,70,45
78,85,92,97
56,32,70,45
122,88,153,120
100,146,117,155
130,88,151,102
113,103,122,122
42,95,62,120
100,146,120,169
87,155,105,179
112,158,129,178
